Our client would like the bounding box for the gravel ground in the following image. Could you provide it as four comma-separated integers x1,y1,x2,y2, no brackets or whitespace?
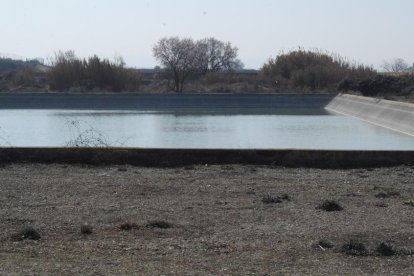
0,164,413,275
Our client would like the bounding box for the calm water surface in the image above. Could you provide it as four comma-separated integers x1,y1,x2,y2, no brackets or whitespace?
0,109,414,150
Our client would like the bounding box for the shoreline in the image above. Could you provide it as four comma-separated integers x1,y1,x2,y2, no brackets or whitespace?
1,148,414,168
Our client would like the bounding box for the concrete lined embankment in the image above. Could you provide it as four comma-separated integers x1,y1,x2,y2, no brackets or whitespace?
326,94,414,136
0,93,335,110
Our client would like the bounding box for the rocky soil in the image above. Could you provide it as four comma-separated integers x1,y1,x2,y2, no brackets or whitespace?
0,164,413,275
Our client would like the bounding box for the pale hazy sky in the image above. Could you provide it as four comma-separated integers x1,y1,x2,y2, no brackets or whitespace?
1,0,413,69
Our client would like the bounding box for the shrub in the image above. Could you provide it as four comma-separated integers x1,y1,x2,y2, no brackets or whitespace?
261,48,376,90
11,65,35,86
48,50,141,92
338,74,414,97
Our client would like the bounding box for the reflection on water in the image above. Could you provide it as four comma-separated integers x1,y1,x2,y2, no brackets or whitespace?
0,109,413,150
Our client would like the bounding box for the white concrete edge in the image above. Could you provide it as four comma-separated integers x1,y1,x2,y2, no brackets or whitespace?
337,93,414,109
326,107,414,137
331,96,414,115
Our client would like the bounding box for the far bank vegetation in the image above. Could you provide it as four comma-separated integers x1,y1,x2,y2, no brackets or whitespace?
48,51,141,92
261,48,376,90
153,37,242,92
1,40,413,101
259,49,414,101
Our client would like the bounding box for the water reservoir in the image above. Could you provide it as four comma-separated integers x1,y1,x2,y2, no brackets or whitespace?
0,93,413,150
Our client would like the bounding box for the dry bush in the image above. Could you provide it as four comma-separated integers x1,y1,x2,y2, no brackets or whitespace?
11,227,41,241
317,200,343,211
48,51,141,92
80,224,93,235
146,220,173,229
261,48,376,90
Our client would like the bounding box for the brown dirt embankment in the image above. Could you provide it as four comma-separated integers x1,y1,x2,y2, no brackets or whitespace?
0,164,413,275
1,148,414,168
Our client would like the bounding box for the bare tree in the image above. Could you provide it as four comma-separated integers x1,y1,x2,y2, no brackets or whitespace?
153,37,197,92
153,37,241,92
196,38,240,73
382,58,409,73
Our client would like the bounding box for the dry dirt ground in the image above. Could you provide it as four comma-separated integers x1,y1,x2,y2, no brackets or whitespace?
0,163,413,275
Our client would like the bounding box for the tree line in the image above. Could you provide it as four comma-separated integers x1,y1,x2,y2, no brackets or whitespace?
1,37,413,98
154,39,412,97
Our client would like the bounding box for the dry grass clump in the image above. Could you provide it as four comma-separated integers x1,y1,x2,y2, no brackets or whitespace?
317,240,334,249
341,240,368,256
262,194,282,204
262,193,291,204
374,202,388,208
403,200,414,207
375,191,400,198
317,239,412,257
317,200,343,212
376,243,396,256
80,224,93,235
120,222,139,231
146,220,173,229
11,227,41,241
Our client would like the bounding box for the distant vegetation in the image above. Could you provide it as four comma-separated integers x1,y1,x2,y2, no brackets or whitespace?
338,74,414,99
259,49,414,101
261,48,376,90
153,37,242,92
0,58,47,91
0,57,43,73
381,58,411,73
0,43,413,102
48,51,140,92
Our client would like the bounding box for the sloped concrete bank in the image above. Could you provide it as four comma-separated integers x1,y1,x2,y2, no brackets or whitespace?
0,148,413,168
0,93,334,110
326,94,414,136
